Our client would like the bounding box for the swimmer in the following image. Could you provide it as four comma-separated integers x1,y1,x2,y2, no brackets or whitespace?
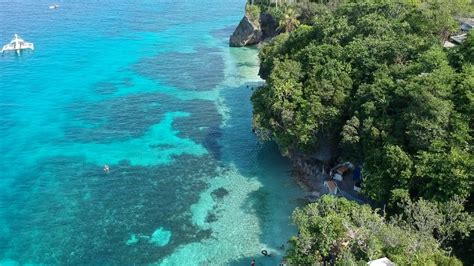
103,164,110,173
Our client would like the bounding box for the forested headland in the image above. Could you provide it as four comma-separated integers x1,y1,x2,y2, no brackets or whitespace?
247,0,474,264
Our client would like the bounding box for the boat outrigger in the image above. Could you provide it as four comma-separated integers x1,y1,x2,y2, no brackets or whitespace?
1,34,34,55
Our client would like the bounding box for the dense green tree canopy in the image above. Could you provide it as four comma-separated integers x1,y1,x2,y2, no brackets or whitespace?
252,0,474,205
251,1,474,262
288,196,465,264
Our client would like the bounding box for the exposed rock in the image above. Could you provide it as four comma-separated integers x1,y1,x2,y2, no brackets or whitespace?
229,11,278,47
260,12,278,40
290,152,326,193
229,15,262,47
288,135,337,193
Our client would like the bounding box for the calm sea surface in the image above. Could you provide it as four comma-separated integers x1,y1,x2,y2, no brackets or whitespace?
0,0,303,264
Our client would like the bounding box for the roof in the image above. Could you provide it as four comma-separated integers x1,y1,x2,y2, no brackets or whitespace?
336,165,349,174
443,40,456,48
451,33,467,44
368,257,394,266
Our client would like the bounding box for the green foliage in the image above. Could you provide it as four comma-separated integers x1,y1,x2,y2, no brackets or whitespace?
277,8,300,33
403,0,471,41
452,64,474,128
363,145,413,202
252,0,474,205
267,6,285,23
288,196,463,264
251,0,474,263
294,1,331,25
245,4,261,23
458,31,474,64
393,196,474,247
414,145,473,202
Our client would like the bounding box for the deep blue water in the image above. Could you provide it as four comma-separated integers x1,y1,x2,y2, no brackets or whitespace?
0,1,303,264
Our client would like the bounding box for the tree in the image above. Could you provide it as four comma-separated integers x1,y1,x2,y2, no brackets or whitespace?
458,32,474,64
287,196,463,265
251,0,474,263
385,0,471,45
393,195,473,247
413,145,473,202
362,145,413,202
277,8,300,33
253,0,473,205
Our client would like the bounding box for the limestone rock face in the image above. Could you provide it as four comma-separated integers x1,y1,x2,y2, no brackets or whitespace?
229,16,262,47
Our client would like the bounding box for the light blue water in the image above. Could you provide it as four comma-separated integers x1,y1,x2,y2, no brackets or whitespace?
0,1,304,264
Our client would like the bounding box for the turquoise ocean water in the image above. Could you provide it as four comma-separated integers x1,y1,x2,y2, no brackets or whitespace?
0,0,304,264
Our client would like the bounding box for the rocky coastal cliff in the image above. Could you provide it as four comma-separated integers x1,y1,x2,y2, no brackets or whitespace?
288,135,337,192
230,6,339,196
230,7,331,192
229,11,277,47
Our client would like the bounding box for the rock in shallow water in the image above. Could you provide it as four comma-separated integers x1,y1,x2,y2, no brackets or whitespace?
229,16,262,47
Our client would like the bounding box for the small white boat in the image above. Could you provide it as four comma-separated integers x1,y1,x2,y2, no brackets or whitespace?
49,4,59,9
1,34,34,55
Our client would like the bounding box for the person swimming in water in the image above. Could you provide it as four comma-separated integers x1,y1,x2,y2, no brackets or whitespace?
103,165,110,173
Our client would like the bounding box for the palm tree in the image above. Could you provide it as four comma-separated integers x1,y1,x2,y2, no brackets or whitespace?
278,8,300,33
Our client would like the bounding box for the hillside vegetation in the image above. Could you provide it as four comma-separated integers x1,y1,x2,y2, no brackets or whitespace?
250,0,474,263
289,195,468,264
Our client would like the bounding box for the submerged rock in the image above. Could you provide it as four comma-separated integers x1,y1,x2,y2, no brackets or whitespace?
211,187,229,199
150,227,172,247
205,212,218,223
229,15,262,47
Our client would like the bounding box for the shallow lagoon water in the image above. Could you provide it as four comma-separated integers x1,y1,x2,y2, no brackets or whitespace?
0,0,304,264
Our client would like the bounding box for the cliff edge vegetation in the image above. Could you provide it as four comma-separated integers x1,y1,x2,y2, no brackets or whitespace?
288,195,468,265
250,0,474,264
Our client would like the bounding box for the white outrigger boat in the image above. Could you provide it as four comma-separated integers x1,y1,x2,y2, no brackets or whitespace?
1,34,34,55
